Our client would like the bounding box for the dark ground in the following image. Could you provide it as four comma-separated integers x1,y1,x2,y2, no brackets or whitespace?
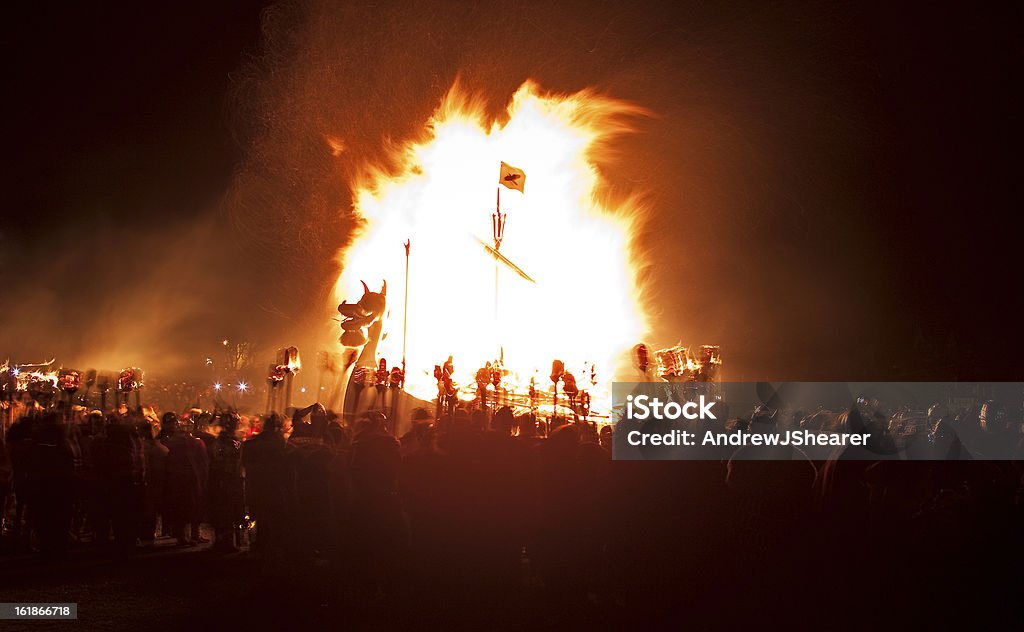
1,539,398,631
3,517,1021,631
0,529,617,631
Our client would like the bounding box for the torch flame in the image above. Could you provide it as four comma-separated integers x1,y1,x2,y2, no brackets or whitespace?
21,371,59,390
333,81,650,409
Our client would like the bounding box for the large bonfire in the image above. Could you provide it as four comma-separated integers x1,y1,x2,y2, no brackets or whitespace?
333,81,650,412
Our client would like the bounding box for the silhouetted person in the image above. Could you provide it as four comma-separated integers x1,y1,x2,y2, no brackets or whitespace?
193,413,217,450
189,413,214,543
95,417,145,553
491,406,514,437
535,424,589,598
27,413,75,558
137,419,167,546
160,412,207,546
0,431,13,534
241,413,292,561
350,412,407,601
208,413,244,552
288,403,334,556
6,414,34,537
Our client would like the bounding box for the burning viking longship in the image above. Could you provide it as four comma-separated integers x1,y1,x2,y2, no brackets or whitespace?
328,81,717,424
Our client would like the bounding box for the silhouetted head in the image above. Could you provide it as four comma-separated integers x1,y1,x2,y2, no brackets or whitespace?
196,412,214,433
88,410,105,432
263,413,284,435
291,419,311,438
367,409,387,427
356,410,388,436
310,402,327,422
492,406,514,435
549,423,579,447
516,413,537,438
220,412,240,436
161,412,179,432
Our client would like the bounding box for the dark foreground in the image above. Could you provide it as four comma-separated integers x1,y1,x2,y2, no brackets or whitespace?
2,405,1023,630
2,479,1022,632
0,533,622,631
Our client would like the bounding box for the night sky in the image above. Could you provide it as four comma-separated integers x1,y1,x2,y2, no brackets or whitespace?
1,1,1019,380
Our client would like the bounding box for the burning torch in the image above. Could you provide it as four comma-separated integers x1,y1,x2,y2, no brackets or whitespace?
279,347,301,411
266,363,287,414
118,367,144,411
58,369,81,419
550,359,565,427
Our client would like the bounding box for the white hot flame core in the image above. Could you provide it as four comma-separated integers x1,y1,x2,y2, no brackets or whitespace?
334,82,650,410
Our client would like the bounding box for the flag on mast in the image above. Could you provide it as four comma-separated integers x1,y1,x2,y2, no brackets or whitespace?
498,162,526,193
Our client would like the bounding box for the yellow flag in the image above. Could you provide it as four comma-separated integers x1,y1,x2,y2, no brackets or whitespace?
498,161,526,193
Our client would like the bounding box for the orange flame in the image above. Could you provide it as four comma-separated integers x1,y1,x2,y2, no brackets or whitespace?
333,81,650,410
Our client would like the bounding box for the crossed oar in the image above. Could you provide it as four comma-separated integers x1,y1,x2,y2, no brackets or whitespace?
471,234,536,284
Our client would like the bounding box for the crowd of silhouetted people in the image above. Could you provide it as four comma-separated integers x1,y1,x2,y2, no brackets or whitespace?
1,398,1021,624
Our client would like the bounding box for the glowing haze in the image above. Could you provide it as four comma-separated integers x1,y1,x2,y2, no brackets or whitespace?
333,81,650,408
